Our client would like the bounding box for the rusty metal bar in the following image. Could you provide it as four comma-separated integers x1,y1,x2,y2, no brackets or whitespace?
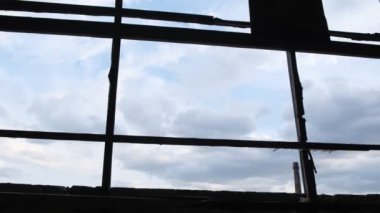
101,0,123,192
0,15,379,59
1,129,380,152
287,51,317,199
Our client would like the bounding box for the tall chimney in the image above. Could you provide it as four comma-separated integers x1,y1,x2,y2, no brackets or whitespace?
293,162,302,194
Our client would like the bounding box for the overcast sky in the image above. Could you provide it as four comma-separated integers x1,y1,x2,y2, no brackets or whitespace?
0,0,379,195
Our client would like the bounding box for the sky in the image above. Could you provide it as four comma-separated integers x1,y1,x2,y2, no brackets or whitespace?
0,0,379,195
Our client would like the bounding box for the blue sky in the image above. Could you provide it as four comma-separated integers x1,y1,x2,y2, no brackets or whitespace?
0,0,379,194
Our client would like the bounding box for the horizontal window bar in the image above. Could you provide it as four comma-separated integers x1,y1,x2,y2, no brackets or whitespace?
1,129,380,151
330,31,380,42
0,15,379,59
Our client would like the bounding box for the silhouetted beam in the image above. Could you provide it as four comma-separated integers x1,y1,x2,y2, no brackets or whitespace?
1,129,380,152
0,15,379,58
115,135,380,151
0,1,249,28
102,0,123,192
287,50,317,198
0,129,105,141
330,31,380,42
1,191,380,212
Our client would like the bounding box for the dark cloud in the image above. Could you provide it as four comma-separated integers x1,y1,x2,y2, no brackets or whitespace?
28,93,106,134
118,94,176,136
170,109,255,139
304,81,380,144
117,78,271,139
313,151,380,194
115,145,298,189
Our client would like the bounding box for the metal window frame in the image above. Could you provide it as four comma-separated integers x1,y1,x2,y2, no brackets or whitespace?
0,0,379,200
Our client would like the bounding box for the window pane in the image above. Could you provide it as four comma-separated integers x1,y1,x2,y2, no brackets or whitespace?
297,53,380,144
123,0,250,32
314,151,380,194
124,0,249,21
0,32,111,134
112,144,299,192
0,138,103,187
116,41,296,141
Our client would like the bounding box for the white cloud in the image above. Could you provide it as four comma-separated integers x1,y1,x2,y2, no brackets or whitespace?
323,0,380,33
0,138,104,186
